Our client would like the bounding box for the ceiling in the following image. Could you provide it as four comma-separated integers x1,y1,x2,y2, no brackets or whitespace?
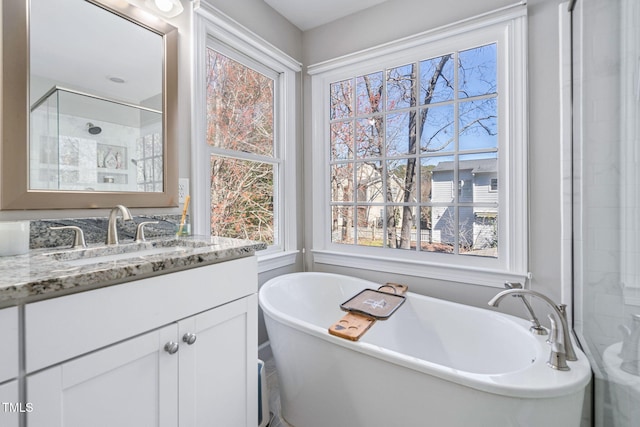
264,0,389,31
30,0,162,107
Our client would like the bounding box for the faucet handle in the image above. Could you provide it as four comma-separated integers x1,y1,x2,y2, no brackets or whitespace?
50,226,87,249
547,314,570,371
134,221,159,243
548,314,557,340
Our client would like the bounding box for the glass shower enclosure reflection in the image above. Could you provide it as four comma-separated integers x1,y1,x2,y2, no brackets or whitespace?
573,0,640,426
30,86,163,192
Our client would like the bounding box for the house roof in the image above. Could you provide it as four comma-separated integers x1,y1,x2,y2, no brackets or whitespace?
432,158,497,173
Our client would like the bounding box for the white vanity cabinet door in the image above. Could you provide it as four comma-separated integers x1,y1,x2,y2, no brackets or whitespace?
0,380,20,427
0,308,19,427
178,294,258,427
0,307,19,383
27,324,179,427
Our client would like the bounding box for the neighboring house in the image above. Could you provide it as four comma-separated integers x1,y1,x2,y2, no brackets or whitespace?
331,158,498,253
431,158,498,252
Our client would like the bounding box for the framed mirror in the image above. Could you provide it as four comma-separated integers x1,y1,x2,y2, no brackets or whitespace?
1,0,178,209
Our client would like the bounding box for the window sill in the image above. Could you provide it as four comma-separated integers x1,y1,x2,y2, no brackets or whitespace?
257,250,299,273
311,249,529,288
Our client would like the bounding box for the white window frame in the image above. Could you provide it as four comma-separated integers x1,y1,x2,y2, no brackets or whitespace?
192,3,301,271
308,4,528,287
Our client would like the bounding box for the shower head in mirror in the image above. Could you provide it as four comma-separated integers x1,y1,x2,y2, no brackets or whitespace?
86,122,102,135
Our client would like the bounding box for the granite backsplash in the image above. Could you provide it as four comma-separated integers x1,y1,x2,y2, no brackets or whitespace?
29,214,187,249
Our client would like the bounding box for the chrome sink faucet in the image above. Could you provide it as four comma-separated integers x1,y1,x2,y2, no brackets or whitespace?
488,288,578,370
106,205,133,245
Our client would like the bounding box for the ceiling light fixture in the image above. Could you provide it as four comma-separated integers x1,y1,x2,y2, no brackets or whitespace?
143,0,184,18
154,0,173,12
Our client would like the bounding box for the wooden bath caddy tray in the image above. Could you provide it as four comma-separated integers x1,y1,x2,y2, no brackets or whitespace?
328,283,407,341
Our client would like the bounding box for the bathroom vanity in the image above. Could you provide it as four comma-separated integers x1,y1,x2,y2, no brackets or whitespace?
0,236,265,427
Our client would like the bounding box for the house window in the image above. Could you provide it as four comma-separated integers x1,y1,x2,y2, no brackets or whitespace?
193,5,300,266
309,5,528,285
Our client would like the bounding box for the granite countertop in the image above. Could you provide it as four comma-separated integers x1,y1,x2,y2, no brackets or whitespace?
0,235,267,308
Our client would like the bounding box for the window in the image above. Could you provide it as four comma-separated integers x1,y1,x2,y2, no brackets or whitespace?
309,5,528,286
206,49,277,244
328,44,498,256
135,132,163,191
490,178,498,192
193,5,300,269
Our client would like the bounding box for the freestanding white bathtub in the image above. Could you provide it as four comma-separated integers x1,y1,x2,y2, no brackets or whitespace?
259,272,591,427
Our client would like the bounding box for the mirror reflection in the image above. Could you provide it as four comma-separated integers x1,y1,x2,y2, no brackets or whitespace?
29,0,164,193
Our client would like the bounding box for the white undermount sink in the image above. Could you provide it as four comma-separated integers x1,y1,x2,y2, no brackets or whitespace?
45,239,212,267
63,246,189,266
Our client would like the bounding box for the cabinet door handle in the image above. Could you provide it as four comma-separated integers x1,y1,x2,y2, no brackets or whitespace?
182,333,197,345
164,341,179,354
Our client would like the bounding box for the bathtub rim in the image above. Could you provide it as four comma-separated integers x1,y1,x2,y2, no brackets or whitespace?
259,272,592,399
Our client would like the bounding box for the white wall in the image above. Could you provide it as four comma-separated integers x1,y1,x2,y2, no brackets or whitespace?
301,0,518,65
200,0,302,61
302,0,568,318
526,0,565,303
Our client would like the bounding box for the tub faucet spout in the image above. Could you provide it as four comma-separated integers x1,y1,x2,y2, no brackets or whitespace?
488,289,578,370
619,314,640,375
504,282,547,336
106,204,133,245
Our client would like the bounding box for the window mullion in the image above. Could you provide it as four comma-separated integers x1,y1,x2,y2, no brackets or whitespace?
209,147,280,165
351,116,357,246
415,68,422,252
452,50,460,255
